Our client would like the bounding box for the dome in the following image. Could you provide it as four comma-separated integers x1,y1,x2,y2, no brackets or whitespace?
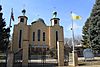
37,18,44,23
31,18,46,25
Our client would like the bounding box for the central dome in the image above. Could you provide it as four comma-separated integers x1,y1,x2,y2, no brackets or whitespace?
31,18,46,25
37,18,44,23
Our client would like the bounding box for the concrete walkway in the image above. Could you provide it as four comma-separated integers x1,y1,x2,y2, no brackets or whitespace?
56,65,100,67
1,57,100,67
68,57,100,67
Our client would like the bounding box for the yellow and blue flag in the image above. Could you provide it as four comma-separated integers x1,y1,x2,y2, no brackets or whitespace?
71,12,82,20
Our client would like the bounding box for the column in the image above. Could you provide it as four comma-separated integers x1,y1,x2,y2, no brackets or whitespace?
7,52,14,67
72,50,78,66
22,40,29,67
57,41,64,66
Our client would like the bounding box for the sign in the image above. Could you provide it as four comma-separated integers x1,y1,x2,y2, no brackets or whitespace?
83,48,94,60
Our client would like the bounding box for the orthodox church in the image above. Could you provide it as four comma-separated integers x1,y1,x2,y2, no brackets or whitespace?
11,9,64,57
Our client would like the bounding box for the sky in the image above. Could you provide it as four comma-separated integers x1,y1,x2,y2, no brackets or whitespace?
0,0,95,38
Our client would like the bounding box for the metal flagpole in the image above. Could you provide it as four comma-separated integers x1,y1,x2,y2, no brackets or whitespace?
6,8,12,67
9,16,11,28
9,8,13,28
71,11,75,66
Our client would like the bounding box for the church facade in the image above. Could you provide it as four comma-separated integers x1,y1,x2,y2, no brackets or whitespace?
11,11,64,54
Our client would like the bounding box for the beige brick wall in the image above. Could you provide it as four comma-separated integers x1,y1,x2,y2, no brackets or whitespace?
29,21,49,47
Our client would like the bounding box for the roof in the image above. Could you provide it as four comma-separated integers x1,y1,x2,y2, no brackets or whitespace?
31,18,46,25
18,16,28,19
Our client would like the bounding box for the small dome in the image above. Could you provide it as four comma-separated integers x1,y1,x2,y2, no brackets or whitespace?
52,11,57,18
22,9,26,16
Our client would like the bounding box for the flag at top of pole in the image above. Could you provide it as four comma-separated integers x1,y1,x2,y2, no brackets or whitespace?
9,8,14,27
11,8,14,21
71,12,82,20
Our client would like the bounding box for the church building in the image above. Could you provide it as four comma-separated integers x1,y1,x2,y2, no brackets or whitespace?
11,9,64,57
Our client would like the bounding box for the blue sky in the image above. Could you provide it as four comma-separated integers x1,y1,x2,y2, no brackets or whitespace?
0,0,95,38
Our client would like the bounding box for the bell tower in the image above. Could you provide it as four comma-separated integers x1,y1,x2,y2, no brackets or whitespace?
18,9,28,25
50,11,60,26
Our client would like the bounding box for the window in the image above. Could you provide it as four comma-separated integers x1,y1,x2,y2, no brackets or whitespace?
43,32,45,41
56,31,58,49
19,30,22,48
38,30,41,41
20,18,24,22
56,31,58,41
54,20,57,24
33,32,35,41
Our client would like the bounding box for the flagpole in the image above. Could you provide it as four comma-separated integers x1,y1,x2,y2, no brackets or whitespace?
7,8,12,67
71,11,75,66
7,7,13,67
9,8,13,28
9,16,11,28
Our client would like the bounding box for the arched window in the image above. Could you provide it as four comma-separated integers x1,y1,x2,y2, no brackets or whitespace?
43,32,45,41
56,31,58,41
20,18,24,22
56,31,58,49
54,20,57,24
19,30,22,48
33,32,35,41
38,30,41,41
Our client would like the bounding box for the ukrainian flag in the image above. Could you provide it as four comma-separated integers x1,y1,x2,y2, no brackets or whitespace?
71,12,82,20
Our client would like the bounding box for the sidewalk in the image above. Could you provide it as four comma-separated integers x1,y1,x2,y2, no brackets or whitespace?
57,65,100,67
68,57,100,67
0,57,100,67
